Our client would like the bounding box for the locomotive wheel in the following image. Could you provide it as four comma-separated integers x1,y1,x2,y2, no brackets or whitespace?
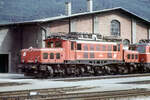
74,67,80,77
47,66,54,78
94,67,104,76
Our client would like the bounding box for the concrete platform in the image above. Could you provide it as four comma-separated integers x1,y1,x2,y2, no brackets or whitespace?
0,73,150,93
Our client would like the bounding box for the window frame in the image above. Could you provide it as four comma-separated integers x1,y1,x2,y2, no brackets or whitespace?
113,45,117,51
56,53,60,59
77,44,82,50
71,42,74,50
55,41,62,48
111,20,120,36
50,53,54,59
43,53,48,59
127,54,130,59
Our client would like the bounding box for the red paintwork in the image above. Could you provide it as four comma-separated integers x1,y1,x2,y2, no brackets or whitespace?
137,45,150,63
21,38,141,65
124,50,139,63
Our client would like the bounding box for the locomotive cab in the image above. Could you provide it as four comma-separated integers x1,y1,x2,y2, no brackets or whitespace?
21,38,65,64
42,38,65,64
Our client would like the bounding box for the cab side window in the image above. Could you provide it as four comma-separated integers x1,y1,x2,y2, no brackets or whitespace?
77,44,82,50
43,53,48,59
118,44,120,51
71,42,74,50
113,45,117,51
47,41,54,48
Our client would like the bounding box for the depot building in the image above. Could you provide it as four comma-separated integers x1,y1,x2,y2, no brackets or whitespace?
0,0,150,73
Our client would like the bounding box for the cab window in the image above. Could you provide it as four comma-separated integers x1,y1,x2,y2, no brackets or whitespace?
77,44,82,50
47,41,54,48
113,45,117,51
136,45,146,53
55,41,62,48
43,53,48,59
71,42,74,50
118,44,120,51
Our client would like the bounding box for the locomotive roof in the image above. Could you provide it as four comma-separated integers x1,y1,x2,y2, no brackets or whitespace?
46,32,122,43
74,40,119,45
130,39,150,46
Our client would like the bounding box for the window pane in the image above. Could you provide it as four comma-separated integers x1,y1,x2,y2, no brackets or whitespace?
56,53,60,59
118,44,120,51
71,42,74,50
132,54,134,59
43,53,48,59
113,45,117,51
77,44,82,50
47,41,54,48
111,20,120,36
55,41,61,48
50,53,54,59
127,54,130,59
135,54,138,59
136,46,146,53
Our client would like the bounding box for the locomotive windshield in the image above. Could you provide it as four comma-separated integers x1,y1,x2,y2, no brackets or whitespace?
129,45,146,53
136,45,146,53
46,40,62,48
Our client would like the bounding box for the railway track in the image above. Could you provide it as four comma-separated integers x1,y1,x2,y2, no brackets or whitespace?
0,88,150,100
1,73,150,100
52,73,150,81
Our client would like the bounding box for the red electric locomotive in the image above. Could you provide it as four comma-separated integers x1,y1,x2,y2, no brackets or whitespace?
18,33,146,78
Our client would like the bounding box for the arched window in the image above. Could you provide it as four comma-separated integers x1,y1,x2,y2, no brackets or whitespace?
111,20,120,36
123,39,130,46
123,39,130,50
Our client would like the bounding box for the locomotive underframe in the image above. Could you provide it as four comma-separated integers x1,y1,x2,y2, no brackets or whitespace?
17,60,149,78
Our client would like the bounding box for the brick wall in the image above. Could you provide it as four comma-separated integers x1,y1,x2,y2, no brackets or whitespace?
136,21,148,42
47,20,69,34
47,11,148,43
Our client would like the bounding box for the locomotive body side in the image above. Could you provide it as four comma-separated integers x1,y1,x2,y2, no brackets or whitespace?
18,34,150,78
21,49,41,63
70,40,124,65
124,50,139,63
